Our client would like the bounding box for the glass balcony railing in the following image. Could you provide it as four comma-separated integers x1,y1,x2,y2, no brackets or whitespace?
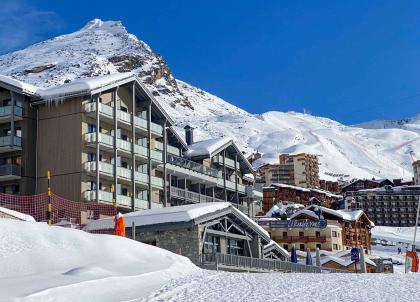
167,154,219,178
0,164,21,177
0,136,21,148
0,106,23,118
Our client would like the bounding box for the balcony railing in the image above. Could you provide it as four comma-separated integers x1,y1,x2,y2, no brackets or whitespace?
0,106,23,119
213,155,239,170
0,164,21,178
273,236,330,244
167,154,219,178
170,186,220,203
84,103,163,136
0,136,21,148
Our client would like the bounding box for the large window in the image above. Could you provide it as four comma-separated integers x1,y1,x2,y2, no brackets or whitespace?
227,239,244,256
204,234,220,254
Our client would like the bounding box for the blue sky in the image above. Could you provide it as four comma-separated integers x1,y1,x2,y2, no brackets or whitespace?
1,0,419,124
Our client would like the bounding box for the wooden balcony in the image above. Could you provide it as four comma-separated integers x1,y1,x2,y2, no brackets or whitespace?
273,236,331,244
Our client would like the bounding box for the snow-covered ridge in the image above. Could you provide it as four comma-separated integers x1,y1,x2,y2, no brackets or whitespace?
0,19,419,181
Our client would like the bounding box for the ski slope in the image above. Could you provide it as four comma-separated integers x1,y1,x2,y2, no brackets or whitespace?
0,19,419,181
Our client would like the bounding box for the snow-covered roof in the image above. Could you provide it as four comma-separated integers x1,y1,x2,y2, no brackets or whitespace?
0,74,39,96
86,202,270,241
38,72,135,100
264,240,290,258
300,205,374,226
270,183,342,198
321,255,376,267
0,207,35,222
290,209,320,220
184,137,232,158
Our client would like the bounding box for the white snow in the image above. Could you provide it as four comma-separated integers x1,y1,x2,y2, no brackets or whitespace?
2,220,420,301
0,19,418,182
0,206,35,222
86,202,232,231
39,72,135,100
0,220,197,302
184,137,232,158
0,74,39,95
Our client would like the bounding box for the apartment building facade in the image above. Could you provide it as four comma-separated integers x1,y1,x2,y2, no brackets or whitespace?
345,185,420,227
413,160,420,185
262,183,342,213
256,153,319,188
0,74,260,215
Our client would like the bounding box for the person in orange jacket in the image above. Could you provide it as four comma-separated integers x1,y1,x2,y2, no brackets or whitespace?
114,212,126,237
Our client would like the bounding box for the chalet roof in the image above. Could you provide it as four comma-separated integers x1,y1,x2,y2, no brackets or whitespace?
296,205,374,226
86,203,270,243
270,183,342,198
184,137,253,173
0,74,39,96
263,240,290,259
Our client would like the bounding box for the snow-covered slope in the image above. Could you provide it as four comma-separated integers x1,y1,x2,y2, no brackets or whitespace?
0,19,419,181
0,220,197,301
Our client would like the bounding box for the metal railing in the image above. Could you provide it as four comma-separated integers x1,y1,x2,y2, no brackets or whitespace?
170,187,222,203
0,136,22,147
0,106,23,118
0,164,21,177
201,253,349,273
167,154,219,178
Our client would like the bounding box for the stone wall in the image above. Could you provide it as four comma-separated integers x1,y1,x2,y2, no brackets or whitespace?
135,226,202,265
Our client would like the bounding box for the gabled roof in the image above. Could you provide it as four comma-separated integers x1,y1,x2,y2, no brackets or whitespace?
185,137,254,173
0,74,39,96
86,202,270,243
301,205,374,226
264,240,290,259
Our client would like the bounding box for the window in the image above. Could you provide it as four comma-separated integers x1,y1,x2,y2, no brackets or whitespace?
332,231,337,237
283,232,288,238
204,235,220,253
333,244,339,250
227,239,244,256
315,231,321,238
299,244,305,250
316,244,321,249
283,244,289,251
121,161,128,169
121,188,128,196
88,124,96,133
299,231,304,238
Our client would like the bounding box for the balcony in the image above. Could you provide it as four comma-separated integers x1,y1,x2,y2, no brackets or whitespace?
167,154,219,178
0,164,21,181
84,103,163,137
0,106,23,123
213,155,239,170
273,236,330,244
218,179,246,194
84,133,162,163
0,136,22,153
83,190,154,210
170,186,220,204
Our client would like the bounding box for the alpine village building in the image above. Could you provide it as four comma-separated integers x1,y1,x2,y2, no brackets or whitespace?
258,205,373,254
0,73,262,217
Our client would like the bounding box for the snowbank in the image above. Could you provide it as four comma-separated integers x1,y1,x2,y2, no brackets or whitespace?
0,220,198,302
0,206,35,222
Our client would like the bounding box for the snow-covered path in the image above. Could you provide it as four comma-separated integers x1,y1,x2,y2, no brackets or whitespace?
139,270,420,302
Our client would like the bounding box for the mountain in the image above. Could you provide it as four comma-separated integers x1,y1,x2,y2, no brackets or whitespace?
0,19,419,181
